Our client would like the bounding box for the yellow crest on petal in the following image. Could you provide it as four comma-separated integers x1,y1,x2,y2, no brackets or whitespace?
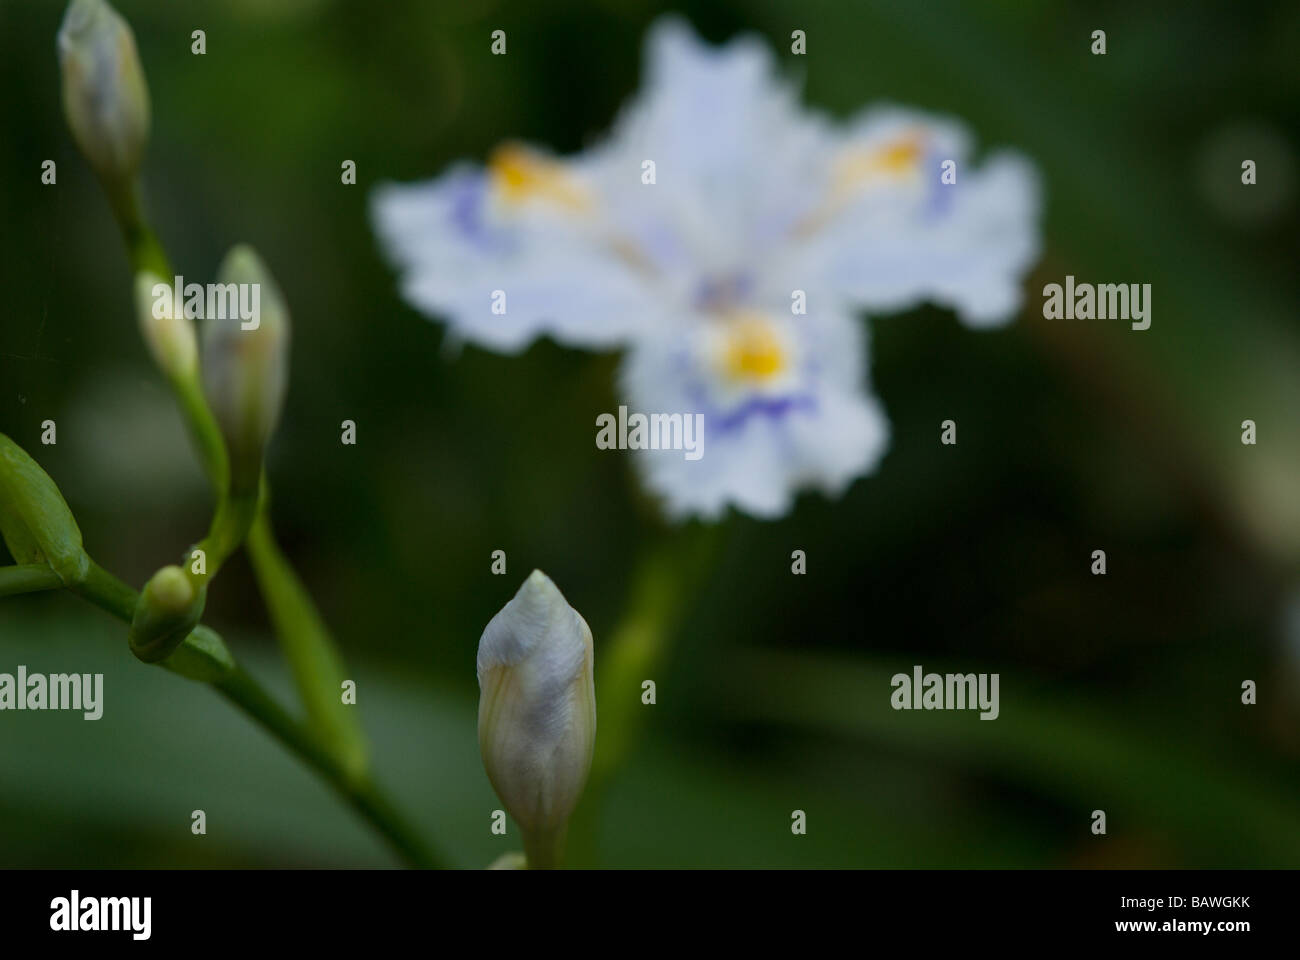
715,311,791,384
488,144,590,211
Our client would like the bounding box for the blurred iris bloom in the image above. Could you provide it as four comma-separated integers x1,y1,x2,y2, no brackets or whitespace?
372,18,1040,520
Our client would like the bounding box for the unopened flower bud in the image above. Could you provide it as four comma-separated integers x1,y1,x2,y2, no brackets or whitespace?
129,564,205,663
0,433,90,586
135,271,197,380
57,0,150,190
477,570,596,868
200,245,290,496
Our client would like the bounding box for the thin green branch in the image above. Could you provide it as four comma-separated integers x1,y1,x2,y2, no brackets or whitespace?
68,560,442,868
213,668,437,869
0,564,64,597
169,371,229,497
566,524,722,866
71,561,137,619
247,507,369,782
115,181,170,280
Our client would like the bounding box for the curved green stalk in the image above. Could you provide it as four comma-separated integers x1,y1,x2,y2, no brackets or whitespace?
566,523,721,866
246,505,369,783
113,183,170,279
522,824,566,870
169,371,229,497
0,564,65,597
213,668,434,868
69,559,439,868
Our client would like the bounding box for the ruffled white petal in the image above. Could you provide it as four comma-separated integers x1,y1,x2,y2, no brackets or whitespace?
577,17,836,291
798,105,1042,327
618,306,889,520
371,161,665,352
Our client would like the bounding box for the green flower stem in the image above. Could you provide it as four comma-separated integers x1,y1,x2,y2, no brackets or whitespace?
246,504,369,783
67,558,440,868
188,490,258,589
521,824,566,870
0,564,64,597
113,181,169,279
594,525,720,782
212,668,435,869
169,371,229,497
567,524,721,866
73,560,138,619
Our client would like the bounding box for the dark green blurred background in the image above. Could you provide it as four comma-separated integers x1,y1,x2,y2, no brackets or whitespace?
2,0,1298,867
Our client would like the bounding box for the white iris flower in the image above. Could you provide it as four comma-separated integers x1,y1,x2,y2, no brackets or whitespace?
372,18,1041,520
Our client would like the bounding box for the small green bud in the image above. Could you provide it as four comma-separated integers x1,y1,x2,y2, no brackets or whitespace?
128,564,206,663
201,246,291,496
135,271,197,381
477,570,596,868
57,0,151,191
0,433,89,586
150,565,191,608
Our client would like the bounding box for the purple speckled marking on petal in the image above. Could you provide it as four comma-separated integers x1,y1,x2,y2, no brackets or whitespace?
449,173,515,255
692,272,756,311
713,394,819,433
682,370,820,436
